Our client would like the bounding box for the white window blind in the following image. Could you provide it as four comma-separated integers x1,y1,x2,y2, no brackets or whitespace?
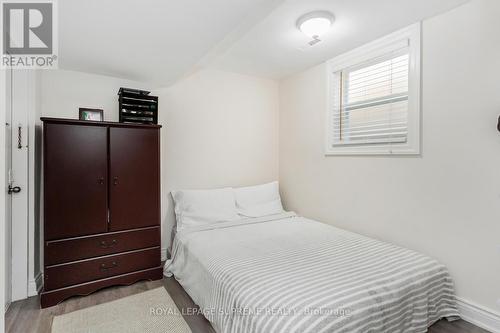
326,23,421,155
332,49,410,146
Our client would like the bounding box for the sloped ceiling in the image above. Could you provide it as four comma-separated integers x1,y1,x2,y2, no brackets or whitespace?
58,0,469,86
209,0,470,79
58,0,282,86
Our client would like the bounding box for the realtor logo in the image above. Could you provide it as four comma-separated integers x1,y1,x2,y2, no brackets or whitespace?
1,0,58,68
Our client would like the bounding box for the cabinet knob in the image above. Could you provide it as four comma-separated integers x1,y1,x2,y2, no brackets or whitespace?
100,261,118,271
100,239,117,248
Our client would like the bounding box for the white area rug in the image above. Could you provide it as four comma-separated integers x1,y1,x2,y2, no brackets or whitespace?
51,288,192,333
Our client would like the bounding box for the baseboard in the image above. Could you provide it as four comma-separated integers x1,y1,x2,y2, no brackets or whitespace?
457,297,500,333
28,272,43,297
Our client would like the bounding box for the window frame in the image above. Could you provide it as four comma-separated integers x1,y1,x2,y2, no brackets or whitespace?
325,23,421,155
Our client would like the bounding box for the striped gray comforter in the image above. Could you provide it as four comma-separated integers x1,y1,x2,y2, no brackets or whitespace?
165,213,459,333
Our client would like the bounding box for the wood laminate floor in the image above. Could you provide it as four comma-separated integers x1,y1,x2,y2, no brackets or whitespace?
5,278,489,333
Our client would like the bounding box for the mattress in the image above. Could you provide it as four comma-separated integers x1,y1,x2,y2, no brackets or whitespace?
164,212,459,333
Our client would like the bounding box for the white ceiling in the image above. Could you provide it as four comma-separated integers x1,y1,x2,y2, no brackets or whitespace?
209,0,470,79
59,0,469,86
58,0,282,86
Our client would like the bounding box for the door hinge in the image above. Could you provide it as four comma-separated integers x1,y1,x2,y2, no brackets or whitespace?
17,124,22,149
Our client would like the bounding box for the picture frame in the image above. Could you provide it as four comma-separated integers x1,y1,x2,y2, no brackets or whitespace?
79,108,104,121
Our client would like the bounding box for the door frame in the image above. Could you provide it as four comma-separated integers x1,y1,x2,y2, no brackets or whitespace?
2,67,36,313
1,67,8,319
4,68,32,305
9,69,30,302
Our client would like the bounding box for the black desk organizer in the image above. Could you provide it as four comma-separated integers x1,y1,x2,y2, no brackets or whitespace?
118,87,158,124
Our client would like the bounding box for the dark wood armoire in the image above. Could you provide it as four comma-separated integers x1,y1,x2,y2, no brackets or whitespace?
40,118,163,308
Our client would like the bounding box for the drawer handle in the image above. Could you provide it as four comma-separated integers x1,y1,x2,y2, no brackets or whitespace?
100,261,118,271
100,239,117,248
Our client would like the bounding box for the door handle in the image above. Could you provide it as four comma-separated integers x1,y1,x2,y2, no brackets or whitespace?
8,185,21,194
97,177,104,185
113,177,119,185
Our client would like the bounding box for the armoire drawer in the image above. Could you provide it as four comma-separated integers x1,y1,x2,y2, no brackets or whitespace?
44,247,160,291
45,227,160,265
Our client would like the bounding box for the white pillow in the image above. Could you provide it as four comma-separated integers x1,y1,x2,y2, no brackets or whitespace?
172,188,240,231
234,181,284,218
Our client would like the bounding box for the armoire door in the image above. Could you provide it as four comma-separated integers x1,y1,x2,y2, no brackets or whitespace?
109,127,160,231
44,124,108,240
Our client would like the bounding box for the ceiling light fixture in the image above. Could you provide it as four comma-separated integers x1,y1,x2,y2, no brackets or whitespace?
297,11,334,42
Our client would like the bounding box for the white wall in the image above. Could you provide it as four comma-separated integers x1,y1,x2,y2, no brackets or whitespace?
279,0,500,315
39,70,150,122
154,69,279,250
36,68,279,266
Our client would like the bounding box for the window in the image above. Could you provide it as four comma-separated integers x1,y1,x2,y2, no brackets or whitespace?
326,23,421,155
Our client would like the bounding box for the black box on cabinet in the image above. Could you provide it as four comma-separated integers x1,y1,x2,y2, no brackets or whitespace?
118,87,158,124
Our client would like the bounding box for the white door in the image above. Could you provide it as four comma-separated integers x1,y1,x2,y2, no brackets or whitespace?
5,68,29,303
4,64,13,308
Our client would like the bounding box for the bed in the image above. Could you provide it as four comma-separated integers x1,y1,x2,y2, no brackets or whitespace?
164,211,460,333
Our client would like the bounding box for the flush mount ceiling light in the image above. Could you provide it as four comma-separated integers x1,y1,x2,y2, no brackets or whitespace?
297,11,335,40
